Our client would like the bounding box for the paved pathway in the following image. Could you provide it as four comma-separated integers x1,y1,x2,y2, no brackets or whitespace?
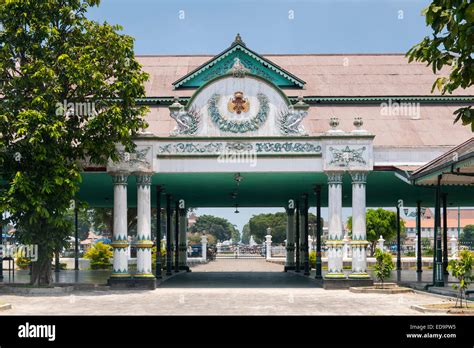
0,260,454,315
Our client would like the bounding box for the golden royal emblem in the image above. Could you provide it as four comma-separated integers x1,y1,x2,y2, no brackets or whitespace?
227,91,250,114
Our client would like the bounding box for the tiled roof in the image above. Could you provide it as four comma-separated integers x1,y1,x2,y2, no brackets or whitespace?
404,209,474,228
137,54,474,97
137,54,474,147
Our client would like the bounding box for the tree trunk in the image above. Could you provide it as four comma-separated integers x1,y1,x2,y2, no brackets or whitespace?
30,244,53,287
370,241,376,256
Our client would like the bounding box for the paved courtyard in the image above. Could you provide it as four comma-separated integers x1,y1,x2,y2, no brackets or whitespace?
0,259,455,315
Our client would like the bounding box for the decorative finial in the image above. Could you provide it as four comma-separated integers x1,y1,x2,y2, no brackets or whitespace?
233,33,246,46
353,116,363,129
296,96,305,105
169,97,183,111
329,117,339,130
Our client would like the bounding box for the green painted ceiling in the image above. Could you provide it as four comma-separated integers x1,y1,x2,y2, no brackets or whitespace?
77,171,473,209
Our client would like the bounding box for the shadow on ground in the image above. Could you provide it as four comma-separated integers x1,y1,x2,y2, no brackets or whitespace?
160,271,322,288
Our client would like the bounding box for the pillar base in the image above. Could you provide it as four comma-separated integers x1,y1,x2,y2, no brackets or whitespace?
324,272,346,279
284,265,296,272
348,272,371,279
108,276,157,290
178,265,190,272
134,273,155,278
107,276,133,289
323,278,373,290
133,277,157,290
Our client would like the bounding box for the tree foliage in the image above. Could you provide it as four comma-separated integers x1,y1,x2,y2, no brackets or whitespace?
0,0,148,285
189,215,239,243
347,208,404,256
406,0,474,130
248,212,287,244
373,248,394,288
241,223,251,244
447,249,473,308
460,224,474,244
247,212,318,244
83,241,112,270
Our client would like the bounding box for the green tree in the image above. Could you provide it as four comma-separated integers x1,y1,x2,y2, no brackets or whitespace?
189,215,238,242
347,208,404,256
88,207,139,236
407,1,474,130
63,207,94,241
241,223,251,244
460,224,474,244
248,212,287,244
374,248,394,288
84,241,112,270
247,212,317,244
0,0,148,285
447,249,473,308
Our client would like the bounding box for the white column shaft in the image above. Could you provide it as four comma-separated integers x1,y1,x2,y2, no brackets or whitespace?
136,174,153,276
325,172,344,278
350,172,369,278
112,174,129,276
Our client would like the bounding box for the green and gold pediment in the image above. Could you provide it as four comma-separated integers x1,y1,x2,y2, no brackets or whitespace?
172,34,305,90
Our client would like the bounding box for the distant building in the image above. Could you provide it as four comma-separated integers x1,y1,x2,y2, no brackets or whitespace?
403,208,474,241
188,212,198,228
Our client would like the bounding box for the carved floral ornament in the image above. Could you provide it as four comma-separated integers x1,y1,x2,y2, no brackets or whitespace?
157,141,322,155
208,93,268,133
169,94,309,136
328,146,367,167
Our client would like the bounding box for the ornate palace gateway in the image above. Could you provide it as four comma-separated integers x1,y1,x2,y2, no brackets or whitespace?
78,35,473,288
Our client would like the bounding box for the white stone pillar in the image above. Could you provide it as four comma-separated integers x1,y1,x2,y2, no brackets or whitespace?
342,234,350,259
135,174,153,278
450,234,458,258
349,171,370,278
285,201,296,271
201,235,207,261
111,173,130,278
178,200,188,270
377,235,385,251
265,234,272,260
325,172,345,278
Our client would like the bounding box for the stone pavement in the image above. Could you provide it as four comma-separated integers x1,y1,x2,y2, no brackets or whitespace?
0,259,455,315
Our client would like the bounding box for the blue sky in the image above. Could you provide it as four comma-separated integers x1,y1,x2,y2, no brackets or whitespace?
88,0,431,233
89,0,432,55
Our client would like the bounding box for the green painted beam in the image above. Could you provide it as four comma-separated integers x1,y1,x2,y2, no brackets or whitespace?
77,171,473,209
135,95,474,106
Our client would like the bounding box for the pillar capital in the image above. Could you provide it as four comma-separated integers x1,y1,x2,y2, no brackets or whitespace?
350,171,368,184
326,171,344,185
135,173,152,187
111,173,129,185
